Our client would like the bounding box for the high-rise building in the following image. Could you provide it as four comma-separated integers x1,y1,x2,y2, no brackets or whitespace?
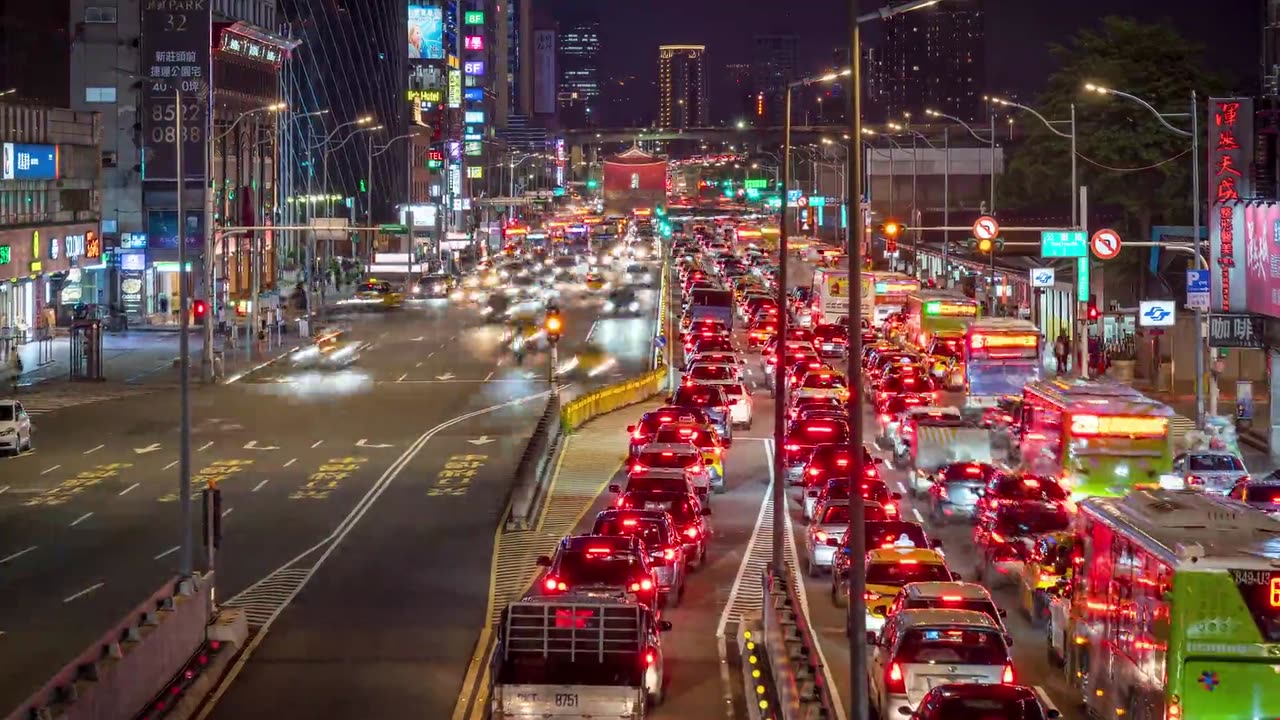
875,0,985,122
725,63,757,124
658,45,708,128
752,35,799,92
559,19,601,127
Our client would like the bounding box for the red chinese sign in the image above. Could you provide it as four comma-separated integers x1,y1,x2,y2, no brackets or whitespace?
1208,97,1253,313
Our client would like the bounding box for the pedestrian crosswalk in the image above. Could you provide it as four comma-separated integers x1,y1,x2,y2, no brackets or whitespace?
1169,414,1197,445
11,386,162,415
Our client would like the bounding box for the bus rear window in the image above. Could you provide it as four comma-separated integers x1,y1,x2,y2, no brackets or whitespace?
690,289,734,307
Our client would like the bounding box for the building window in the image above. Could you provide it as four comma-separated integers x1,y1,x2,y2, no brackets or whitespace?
85,86,116,103
85,6,118,23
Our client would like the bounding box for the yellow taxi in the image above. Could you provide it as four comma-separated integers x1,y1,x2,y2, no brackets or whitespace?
652,422,726,492
1017,531,1075,623
864,547,957,632
354,279,403,308
585,272,606,291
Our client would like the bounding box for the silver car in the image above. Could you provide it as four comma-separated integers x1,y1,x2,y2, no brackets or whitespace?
1173,450,1249,494
804,500,850,576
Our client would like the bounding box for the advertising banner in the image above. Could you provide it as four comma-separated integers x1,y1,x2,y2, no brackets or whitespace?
534,30,556,115
407,5,444,60
1244,201,1280,318
2,143,58,180
1208,313,1265,348
147,210,205,250
141,0,210,182
1208,97,1254,312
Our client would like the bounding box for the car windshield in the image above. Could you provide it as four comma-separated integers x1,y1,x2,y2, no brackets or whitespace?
556,550,641,586
673,386,726,407
931,697,1047,720
883,375,934,394
894,628,1008,665
866,522,930,550
791,421,850,444
638,451,699,469
1247,484,1280,503
906,598,1001,625
593,519,668,548
722,384,747,400
1188,454,1245,472
930,342,962,359
653,427,712,447
820,504,851,524
0,405,13,421
810,444,873,468
628,494,697,522
992,476,1068,501
816,325,848,340
995,506,1072,536
866,561,952,586
692,338,734,353
884,397,927,415
802,373,847,389
942,464,996,482
690,366,736,381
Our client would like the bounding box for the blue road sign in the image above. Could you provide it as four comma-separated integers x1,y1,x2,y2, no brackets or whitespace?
654,335,667,349
1186,269,1210,311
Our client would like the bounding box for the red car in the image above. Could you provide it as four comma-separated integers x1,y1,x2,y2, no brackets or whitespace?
783,417,851,484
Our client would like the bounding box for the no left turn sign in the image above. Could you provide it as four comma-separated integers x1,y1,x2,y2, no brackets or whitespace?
973,216,999,240
1091,228,1121,260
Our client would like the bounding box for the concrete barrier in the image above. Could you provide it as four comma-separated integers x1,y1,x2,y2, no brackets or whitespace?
6,574,213,720
504,394,563,531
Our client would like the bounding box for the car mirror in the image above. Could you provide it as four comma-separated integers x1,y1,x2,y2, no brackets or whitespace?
535,555,552,567
930,539,943,549
866,631,879,646
659,620,673,632
608,484,622,493
874,457,885,466
869,606,886,618
891,492,903,501
951,571,963,581
702,507,712,516
998,608,1008,618
627,425,636,433
1003,633,1014,647
807,489,819,498
825,538,840,548
897,708,915,718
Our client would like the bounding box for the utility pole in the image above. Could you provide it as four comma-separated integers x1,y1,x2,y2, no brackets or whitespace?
175,87,193,578
772,86,792,575
942,126,949,285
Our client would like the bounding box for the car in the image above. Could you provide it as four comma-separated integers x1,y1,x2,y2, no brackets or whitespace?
1226,478,1280,514
812,323,849,358
669,383,733,442
603,287,642,316
683,333,735,360
650,424,726,492
972,501,1072,588
616,490,711,569
786,396,844,424
793,368,849,402
683,363,741,386
590,509,688,607
878,400,949,448
867,609,1016,718
1172,450,1249,493
0,400,33,455
745,318,779,349
873,368,936,402
976,473,1069,521
623,263,652,287
412,273,453,298
904,683,1060,720
925,461,1003,523
805,477,900,523
783,417,851,484
535,535,659,607
619,445,710,503
720,382,754,430
686,351,746,372
786,359,831,393
804,500,856,576
885,582,1008,633
830,521,939,607
351,278,404,308
863,548,958,631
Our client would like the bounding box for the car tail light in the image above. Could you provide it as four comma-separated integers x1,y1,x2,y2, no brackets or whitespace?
864,466,877,479
645,650,656,666
629,578,654,593
685,526,700,540
785,443,800,451
885,662,906,694
632,429,644,440
879,413,891,423
941,594,963,602
1001,663,1015,684
663,548,677,561
1166,698,1181,720
544,577,567,592
885,503,898,517
632,463,647,474
1186,475,1204,487
807,467,821,477
990,532,1006,544
623,519,638,527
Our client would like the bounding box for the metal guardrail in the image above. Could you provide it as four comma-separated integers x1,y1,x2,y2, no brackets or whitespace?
504,393,563,531
559,365,668,433
761,568,838,720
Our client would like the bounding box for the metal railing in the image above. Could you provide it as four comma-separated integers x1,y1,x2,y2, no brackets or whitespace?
762,567,839,720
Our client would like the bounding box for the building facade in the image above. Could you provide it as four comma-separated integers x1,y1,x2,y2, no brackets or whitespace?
0,105,102,335
658,45,708,128
751,34,798,125
558,19,601,128
875,0,985,122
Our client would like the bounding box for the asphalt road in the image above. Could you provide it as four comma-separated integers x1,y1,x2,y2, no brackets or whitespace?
0,280,659,716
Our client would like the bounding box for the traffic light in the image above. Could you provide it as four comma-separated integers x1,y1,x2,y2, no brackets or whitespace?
882,220,901,253
193,299,208,323
359,179,367,193
977,237,993,253
586,179,598,189
1087,295,1100,322
544,310,564,343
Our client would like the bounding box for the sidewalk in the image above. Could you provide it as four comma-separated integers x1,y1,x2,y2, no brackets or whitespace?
1141,383,1277,472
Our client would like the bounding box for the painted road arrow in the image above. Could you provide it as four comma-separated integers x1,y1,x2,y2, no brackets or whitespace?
356,439,394,448
133,443,162,455
243,441,280,450
468,436,497,446
411,336,426,341
436,372,456,380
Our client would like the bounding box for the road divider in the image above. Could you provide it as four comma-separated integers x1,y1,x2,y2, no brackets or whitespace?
760,566,839,720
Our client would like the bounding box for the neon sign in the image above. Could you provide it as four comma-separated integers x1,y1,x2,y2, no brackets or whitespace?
1070,414,1168,438
924,300,977,317
464,36,484,51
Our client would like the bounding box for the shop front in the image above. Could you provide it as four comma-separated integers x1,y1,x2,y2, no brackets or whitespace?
143,209,204,327
0,222,102,341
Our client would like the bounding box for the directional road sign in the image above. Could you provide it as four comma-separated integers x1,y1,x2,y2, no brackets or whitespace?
973,216,999,240
1030,267,1055,288
1186,269,1210,311
1090,228,1122,260
1040,231,1087,258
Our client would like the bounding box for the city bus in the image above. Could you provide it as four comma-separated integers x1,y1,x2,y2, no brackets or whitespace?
1017,378,1175,498
860,271,921,328
962,318,1042,409
902,290,979,350
1064,490,1280,720
810,263,850,326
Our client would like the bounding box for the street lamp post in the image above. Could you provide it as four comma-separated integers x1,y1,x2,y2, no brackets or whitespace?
1086,83,1204,425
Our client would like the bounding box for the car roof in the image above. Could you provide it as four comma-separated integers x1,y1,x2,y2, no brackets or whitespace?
867,547,947,564
924,683,1040,701
562,534,637,551
596,508,670,523
894,608,1000,630
639,442,700,454
901,581,992,601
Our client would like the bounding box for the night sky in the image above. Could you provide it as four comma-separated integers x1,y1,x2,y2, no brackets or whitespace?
550,0,1262,122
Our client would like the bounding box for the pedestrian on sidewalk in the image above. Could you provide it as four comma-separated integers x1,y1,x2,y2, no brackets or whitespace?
7,347,22,392
1054,331,1069,375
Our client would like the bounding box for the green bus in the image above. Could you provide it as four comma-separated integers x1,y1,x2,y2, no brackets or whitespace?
1064,490,1280,720
1018,378,1175,499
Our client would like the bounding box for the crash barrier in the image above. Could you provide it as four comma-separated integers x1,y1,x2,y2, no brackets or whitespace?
651,253,671,371
560,365,668,434
504,393,563,531
762,568,839,720
740,619,778,720
6,574,212,720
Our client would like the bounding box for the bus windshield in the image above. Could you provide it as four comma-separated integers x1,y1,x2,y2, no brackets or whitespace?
968,361,1041,398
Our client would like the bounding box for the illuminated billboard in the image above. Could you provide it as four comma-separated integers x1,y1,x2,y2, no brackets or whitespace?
407,4,443,60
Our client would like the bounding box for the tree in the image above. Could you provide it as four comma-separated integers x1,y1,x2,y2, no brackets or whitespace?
998,17,1230,298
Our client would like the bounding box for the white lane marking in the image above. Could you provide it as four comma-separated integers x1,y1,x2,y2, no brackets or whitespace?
284,458,297,468
310,440,323,449
415,362,423,368
397,373,408,382
912,507,924,523
63,582,105,603
83,444,105,455
252,479,270,493
0,485,7,495
894,481,907,495
198,389,552,720
154,546,180,560
221,507,234,518
164,460,179,471
197,442,214,452
40,465,60,476
484,371,494,382
427,351,435,358
1,546,37,564
586,321,599,341
118,482,140,497
70,512,93,527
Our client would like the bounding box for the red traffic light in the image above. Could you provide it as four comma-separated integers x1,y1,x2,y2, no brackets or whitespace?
193,300,208,318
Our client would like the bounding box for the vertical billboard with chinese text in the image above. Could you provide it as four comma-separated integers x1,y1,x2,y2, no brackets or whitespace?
408,4,444,60
1208,97,1254,312
534,30,556,115
1244,201,1280,317
141,2,211,182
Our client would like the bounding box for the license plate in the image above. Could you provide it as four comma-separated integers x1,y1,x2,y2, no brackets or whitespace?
554,693,579,708
645,502,672,511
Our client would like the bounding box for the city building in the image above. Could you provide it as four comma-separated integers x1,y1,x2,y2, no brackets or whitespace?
0,4,70,108
751,35,798,125
69,0,288,325
658,45,708,128
875,0,985,122
0,104,103,334
558,19,601,128
724,63,757,125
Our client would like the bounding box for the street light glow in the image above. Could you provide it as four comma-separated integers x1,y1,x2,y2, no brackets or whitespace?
268,102,288,111
357,116,374,124
1084,83,1110,94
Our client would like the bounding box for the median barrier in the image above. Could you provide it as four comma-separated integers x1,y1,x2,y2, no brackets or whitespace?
761,568,838,720
560,365,668,433
504,393,562,531
6,574,213,720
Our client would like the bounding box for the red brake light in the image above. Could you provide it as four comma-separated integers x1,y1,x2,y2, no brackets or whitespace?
1023,478,1041,488
886,662,906,693
899,559,919,565
808,467,821,477
622,519,638,527
684,526,700,540
645,650,656,666
964,465,982,476
1002,663,1015,684
941,595,964,601
587,547,611,555
661,451,674,457
814,530,828,542
632,463,647,473
990,532,1006,543
836,458,850,467
785,443,801,451
663,548,677,560
544,577,567,592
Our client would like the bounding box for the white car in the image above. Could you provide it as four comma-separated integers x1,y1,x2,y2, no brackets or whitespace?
0,400,33,455
804,500,850,576
868,609,1014,717
721,382,753,429
683,363,742,386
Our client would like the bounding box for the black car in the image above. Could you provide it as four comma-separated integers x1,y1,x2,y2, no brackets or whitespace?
534,534,659,607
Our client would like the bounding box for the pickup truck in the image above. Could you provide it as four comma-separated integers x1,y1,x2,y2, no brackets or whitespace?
896,413,993,497
490,596,671,719
686,288,734,331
